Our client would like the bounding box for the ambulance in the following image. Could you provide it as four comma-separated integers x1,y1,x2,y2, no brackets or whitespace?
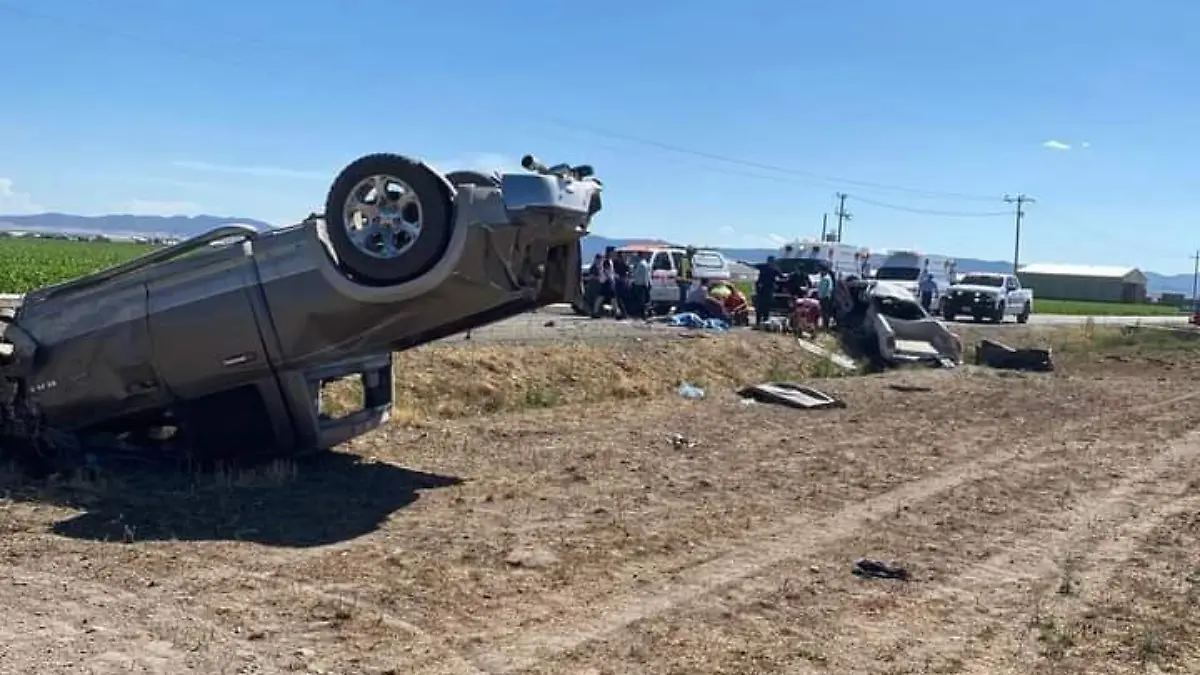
874,249,958,311
776,239,873,281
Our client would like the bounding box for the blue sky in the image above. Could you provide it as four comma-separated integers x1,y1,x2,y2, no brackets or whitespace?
1,0,1197,273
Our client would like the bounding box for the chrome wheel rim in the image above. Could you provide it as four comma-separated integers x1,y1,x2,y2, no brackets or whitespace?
341,174,423,259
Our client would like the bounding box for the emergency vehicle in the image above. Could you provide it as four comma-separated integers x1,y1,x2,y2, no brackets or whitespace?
617,244,731,315
874,249,958,312
777,239,873,280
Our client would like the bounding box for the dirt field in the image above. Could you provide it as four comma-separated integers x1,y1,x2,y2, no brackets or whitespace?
2,324,1200,674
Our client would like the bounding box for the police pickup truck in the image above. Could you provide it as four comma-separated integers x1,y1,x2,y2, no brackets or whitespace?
941,272,1034,324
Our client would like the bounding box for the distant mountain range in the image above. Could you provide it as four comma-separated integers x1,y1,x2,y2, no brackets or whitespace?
0,213,1193,296
0,213,273,240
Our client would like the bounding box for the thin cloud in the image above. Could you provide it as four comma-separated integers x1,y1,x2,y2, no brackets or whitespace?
0,178,43,214
172,160,327,180
1042,140,1072,151
1080,141,1091,149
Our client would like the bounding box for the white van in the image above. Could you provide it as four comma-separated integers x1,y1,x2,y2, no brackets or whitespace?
618,245,731,314
778,240,871,281
874,250,958,311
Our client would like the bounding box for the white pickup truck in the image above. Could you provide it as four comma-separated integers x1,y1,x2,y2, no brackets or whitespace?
941,272,1034,324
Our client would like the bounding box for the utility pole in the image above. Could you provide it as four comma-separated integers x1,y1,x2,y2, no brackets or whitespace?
834,193,852,243
1191,250,1199,309
1003,193,1035,275
820,213,828,241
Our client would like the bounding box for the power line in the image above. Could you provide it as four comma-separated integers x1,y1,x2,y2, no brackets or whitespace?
850,194,1011,218
0,1,285,69
548,121,1003,203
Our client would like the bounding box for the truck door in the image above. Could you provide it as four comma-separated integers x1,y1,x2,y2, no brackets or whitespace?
649,251,675,303
24,276,172,430
147,245,274,401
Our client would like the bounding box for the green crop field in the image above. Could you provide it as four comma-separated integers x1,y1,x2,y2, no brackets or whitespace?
1032,298,1182,316
0,237,157,293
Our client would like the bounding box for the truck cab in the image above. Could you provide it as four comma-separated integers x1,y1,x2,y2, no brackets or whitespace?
942,272,1034,323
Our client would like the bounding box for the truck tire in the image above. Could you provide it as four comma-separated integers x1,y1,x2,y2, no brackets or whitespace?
324,153,454,286
991,302,1006,323
942,306,956,322
1017,303,1031,324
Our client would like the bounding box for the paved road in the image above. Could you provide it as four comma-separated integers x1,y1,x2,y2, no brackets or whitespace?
445,305,1192,345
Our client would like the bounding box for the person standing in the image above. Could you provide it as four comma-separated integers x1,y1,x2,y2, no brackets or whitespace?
585,254,604,318
817,269,835,329
631,251,652,318
676,246,695,310
918,264,937,312
608,247,631,319
592,253,616,318
754,256,780,327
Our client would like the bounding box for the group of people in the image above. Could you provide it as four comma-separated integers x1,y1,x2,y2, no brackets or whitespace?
752,255,840,335
584,246,849,336
584,245,750,323
584,246,654,319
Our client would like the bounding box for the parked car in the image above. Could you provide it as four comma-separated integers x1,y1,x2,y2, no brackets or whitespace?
0,152,603,462
941,272,1034,323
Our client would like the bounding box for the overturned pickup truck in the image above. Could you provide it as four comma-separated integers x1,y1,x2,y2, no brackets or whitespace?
836,280,963,369
0,153,602,461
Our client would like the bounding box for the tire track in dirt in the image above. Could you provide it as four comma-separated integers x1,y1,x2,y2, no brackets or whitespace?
961,490,1200,674
782,428,1200,675
461,390,1200,674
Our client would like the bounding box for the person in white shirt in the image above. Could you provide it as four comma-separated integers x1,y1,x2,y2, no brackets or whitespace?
631,252,652,318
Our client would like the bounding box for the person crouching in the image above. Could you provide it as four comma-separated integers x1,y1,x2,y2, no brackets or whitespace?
792,290,823,338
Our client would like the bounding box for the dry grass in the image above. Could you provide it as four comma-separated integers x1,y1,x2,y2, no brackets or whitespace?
325,322,1200,426
327,331,852,424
